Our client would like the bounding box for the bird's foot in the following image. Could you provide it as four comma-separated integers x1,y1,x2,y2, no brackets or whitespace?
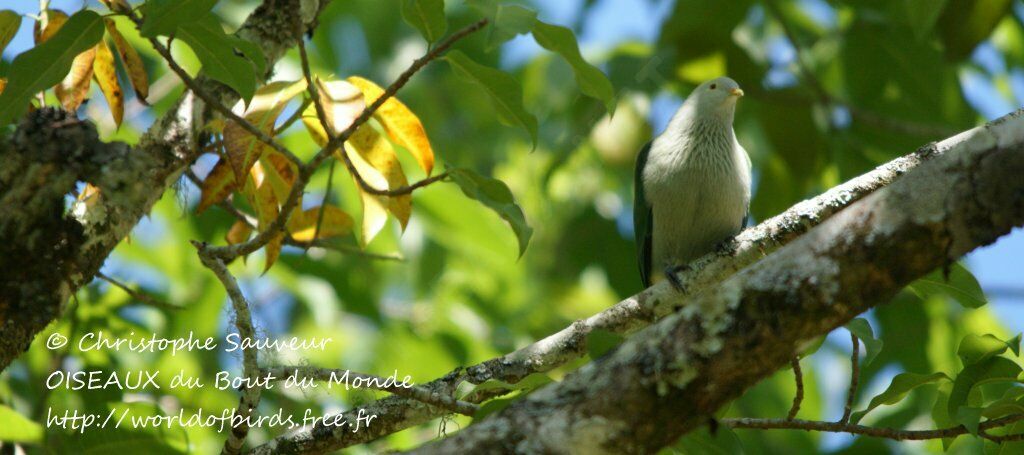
663,263,691,293
715,237,740,256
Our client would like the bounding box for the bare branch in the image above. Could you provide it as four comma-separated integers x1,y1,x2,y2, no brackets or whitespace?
94,271,181,311
840,332,861,425
724,415,1024,442
261,366,478,416
786,357,803,421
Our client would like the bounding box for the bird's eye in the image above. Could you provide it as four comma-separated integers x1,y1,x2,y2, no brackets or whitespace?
710,84,717,90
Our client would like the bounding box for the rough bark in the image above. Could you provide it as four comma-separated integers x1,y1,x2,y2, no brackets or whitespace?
0,0,328,372
254,117,952,454
408,112,1024,453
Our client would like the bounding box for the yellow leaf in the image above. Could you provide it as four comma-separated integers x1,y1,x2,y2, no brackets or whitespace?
347,125,412,230
261,151,298,203
197,158,238,213
225,220,253,245
244,161,286,273
104,19,149,103
225,80,307,182
287,205,354,242
348,76,435,175
77,183,101,208
34,10,68,44
0,78,6,95
93,41,123,127
301,77,365,146
55,46,95,112
342,144,390,247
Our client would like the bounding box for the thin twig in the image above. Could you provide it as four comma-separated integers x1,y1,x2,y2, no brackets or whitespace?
95,271,181,311
127,13,305,168
841,332,861,425
297,40,335,245
261,366,478,416
787,357,803,420
724,415,1024,442
273,97,312,136
193,243,263,455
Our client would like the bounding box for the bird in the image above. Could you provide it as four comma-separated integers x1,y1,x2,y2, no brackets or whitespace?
633,76,752,290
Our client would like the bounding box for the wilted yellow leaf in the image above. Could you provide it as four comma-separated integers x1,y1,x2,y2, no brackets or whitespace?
93,41,123,127
287,205,354,242
261,151,298,203
34,10,68,44
346,125,412,230
225,220,253,245
0,78,6,95
245,161,286,273
104,19,149,103
197,158,238,213
225,80,307,182
77,183,101,208
301,78,365,146
55,47,96,112
348,76,435,175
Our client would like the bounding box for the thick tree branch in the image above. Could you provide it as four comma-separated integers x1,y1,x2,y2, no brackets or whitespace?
0,0,328,373
250,111,963,454
409,111,1024,453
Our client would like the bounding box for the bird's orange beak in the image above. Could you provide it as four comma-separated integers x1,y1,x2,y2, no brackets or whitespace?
730,88,745,97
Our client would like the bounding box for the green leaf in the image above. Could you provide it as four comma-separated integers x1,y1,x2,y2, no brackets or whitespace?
0,10,104,127
845,318,883,366
139,0,218,37
849,372,951,424
444,50,537,146
449,168,533,257
487,4,537,51
531,20,615,113
472,396,517,422
175,14,258,102
401,0,447,43
981,387,1024,419
958,333,1022,367
0,10,20,56
932,385,960,450
956,406,984,435
937,0,1013,60
909,262,987,309
948,356,1022,424
586,328,624,359
470,372,554,395
905,0,949,39
0,405,42,443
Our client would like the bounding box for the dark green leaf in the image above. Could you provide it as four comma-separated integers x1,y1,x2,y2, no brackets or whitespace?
909,262,987,309
449,168,533,257
139,0,218,37
586,328,624,359
175,14,258,102
472,396,517,423
845,318,883,366
849,372,951,424
957,333,1022,367
445,50,537,145
401,0,447,43
956,406,984,435
487,5,536,50
981,387,1024,419
0,10,20,56
948,356,1022,424
0,10,104,127
532,21,615,113
937,0,1013,60
905,0,948,39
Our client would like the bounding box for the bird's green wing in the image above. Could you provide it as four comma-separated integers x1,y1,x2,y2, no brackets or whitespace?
634,141,653,287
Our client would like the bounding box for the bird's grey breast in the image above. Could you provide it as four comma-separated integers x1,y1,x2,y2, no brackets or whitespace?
642,123,750,266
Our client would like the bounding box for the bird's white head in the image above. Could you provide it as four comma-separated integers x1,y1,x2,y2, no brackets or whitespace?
687,76,744,122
